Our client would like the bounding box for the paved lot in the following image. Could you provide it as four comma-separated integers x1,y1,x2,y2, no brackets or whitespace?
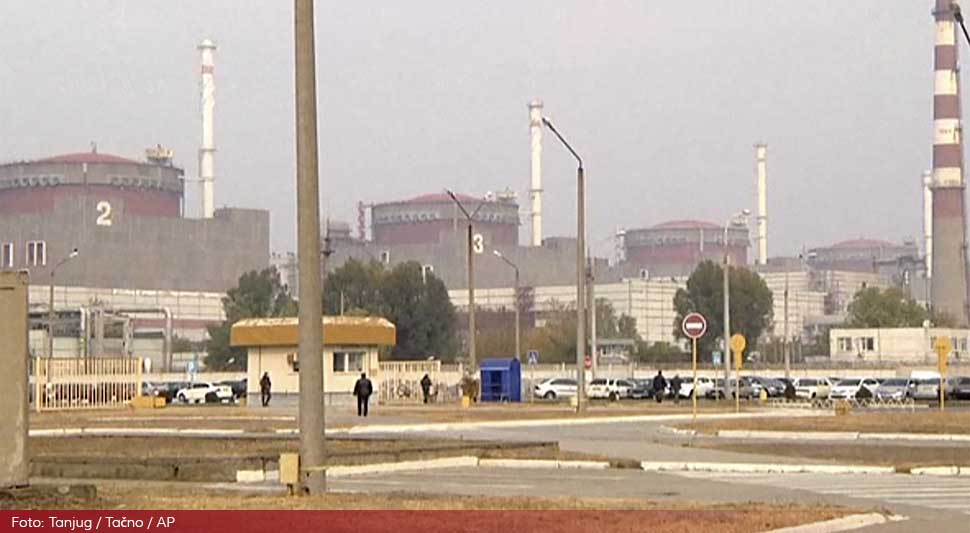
332,466,970,531
673,471,970,516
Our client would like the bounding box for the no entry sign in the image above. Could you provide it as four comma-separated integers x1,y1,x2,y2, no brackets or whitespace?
681,313,707,340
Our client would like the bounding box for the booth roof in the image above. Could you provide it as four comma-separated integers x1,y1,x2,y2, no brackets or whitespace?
230,316,396,348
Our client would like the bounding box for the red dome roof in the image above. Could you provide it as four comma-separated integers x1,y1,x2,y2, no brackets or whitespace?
402,192,481,205
650,219,721,230
37,152,138,165
830,238,896,249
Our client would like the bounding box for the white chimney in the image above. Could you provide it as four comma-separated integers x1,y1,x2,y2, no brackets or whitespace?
529,99,543,247
198,38,217,219
755,143,768,265
923,170,934,278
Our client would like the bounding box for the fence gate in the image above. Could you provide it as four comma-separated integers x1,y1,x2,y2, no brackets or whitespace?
34,358,142,411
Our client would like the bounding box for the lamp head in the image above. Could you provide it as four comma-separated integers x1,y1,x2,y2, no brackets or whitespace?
493,250,503,258
68,248,79,259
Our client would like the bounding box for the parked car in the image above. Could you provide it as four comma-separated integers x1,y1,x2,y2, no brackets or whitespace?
911,378,943,401
748,376,786,398
948,376,970,400
534,378,577,400
678,376,715,398
705,378,754,400
156,381,189,404
587,378,634,401
175,381,234,404
874,377,914,401
628,379,654,400
219,379,247,399
793,377,832,400
829,378,881,400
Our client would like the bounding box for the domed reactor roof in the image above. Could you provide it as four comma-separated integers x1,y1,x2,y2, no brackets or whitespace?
622,218,750,277
370,191,519,246
0,148,184,218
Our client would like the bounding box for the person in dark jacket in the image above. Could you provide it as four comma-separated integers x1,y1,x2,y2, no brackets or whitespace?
420,374,433,404
259,372,272,407
783,379,797,401
353,372,373,417
670,375,682,404
653,371,667,404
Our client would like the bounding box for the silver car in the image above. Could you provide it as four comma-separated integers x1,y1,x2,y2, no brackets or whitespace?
911,378,943,401
874,378,913,401
533,378,577,400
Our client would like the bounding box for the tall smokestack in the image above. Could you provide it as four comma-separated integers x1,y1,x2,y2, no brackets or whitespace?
923,170,934,280
198,38,217,219
529,99,543,247
755,143,768,266
931,1,970,326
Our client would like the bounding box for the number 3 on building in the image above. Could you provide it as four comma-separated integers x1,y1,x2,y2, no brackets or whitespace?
96,201,113,226
472,233,484,254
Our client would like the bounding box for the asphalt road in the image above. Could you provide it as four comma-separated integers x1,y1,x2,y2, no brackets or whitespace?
333,467,970,531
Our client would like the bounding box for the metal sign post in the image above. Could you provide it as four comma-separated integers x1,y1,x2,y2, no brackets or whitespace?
681,313,708,430
527,350,538,403
935,337,951,411
730,333,747,414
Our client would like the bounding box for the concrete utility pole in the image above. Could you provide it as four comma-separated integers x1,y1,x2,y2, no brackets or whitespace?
542,117,586,413
783,271,790,380
494,251,521,362
722,210,749,398
588,256,597,379
48,248,79,359
294,0,326,494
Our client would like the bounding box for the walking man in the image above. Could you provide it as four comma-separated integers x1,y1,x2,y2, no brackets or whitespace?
653,370,667,404
353,372,373,417
670,374,682,405
259,372,272,407
420,373,433,404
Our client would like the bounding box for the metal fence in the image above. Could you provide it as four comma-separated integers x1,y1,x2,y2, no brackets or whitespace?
378,360,461,404
33,357,142,411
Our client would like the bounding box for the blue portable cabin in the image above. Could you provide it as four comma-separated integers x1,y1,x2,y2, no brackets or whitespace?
479,358,521,402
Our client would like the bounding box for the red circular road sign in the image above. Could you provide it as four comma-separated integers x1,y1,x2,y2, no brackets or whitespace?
681,312,708,340
584,355,593,370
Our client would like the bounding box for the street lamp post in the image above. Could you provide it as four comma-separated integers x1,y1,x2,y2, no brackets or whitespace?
48,248,79,359
446,190,485,371
493,251,520,362
722,210,750,399
541,116,587,412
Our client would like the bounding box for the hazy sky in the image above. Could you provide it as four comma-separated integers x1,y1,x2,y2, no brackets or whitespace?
0,1,948,257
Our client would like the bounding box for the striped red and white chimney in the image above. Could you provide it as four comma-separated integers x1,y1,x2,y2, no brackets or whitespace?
931,0,970,325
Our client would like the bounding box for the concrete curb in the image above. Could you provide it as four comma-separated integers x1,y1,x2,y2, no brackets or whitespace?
639,461,895,475
715,429,970,443
478,459,610,470
766,513,906,533
342,409,819,435
30,427,245,437
910,465,970,476
328,456,480,478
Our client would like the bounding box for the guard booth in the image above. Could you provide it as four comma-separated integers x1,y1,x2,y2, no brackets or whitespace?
479,358,521,402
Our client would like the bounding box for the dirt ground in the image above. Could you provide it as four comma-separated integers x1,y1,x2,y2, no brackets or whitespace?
693,441,970,468
11,486,855,533
683,410,970,435
30,400,754,431
29,436,627,466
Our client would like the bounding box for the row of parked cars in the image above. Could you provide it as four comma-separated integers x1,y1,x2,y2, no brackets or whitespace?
533,375,970,402
143,379,246,404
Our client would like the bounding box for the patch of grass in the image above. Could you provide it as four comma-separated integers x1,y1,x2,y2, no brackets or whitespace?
694,441,970,468
683,411,970,435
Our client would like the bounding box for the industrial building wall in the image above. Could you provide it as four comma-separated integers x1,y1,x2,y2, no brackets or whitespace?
829,327,969,364
0,195,269,292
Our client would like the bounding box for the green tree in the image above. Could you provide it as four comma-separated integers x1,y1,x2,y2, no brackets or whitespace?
595,298,620,338
380,262,457,359
322,258,385,315
673,260,774,360
205,267,296,370
845,287,928,328
618,314,638,339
